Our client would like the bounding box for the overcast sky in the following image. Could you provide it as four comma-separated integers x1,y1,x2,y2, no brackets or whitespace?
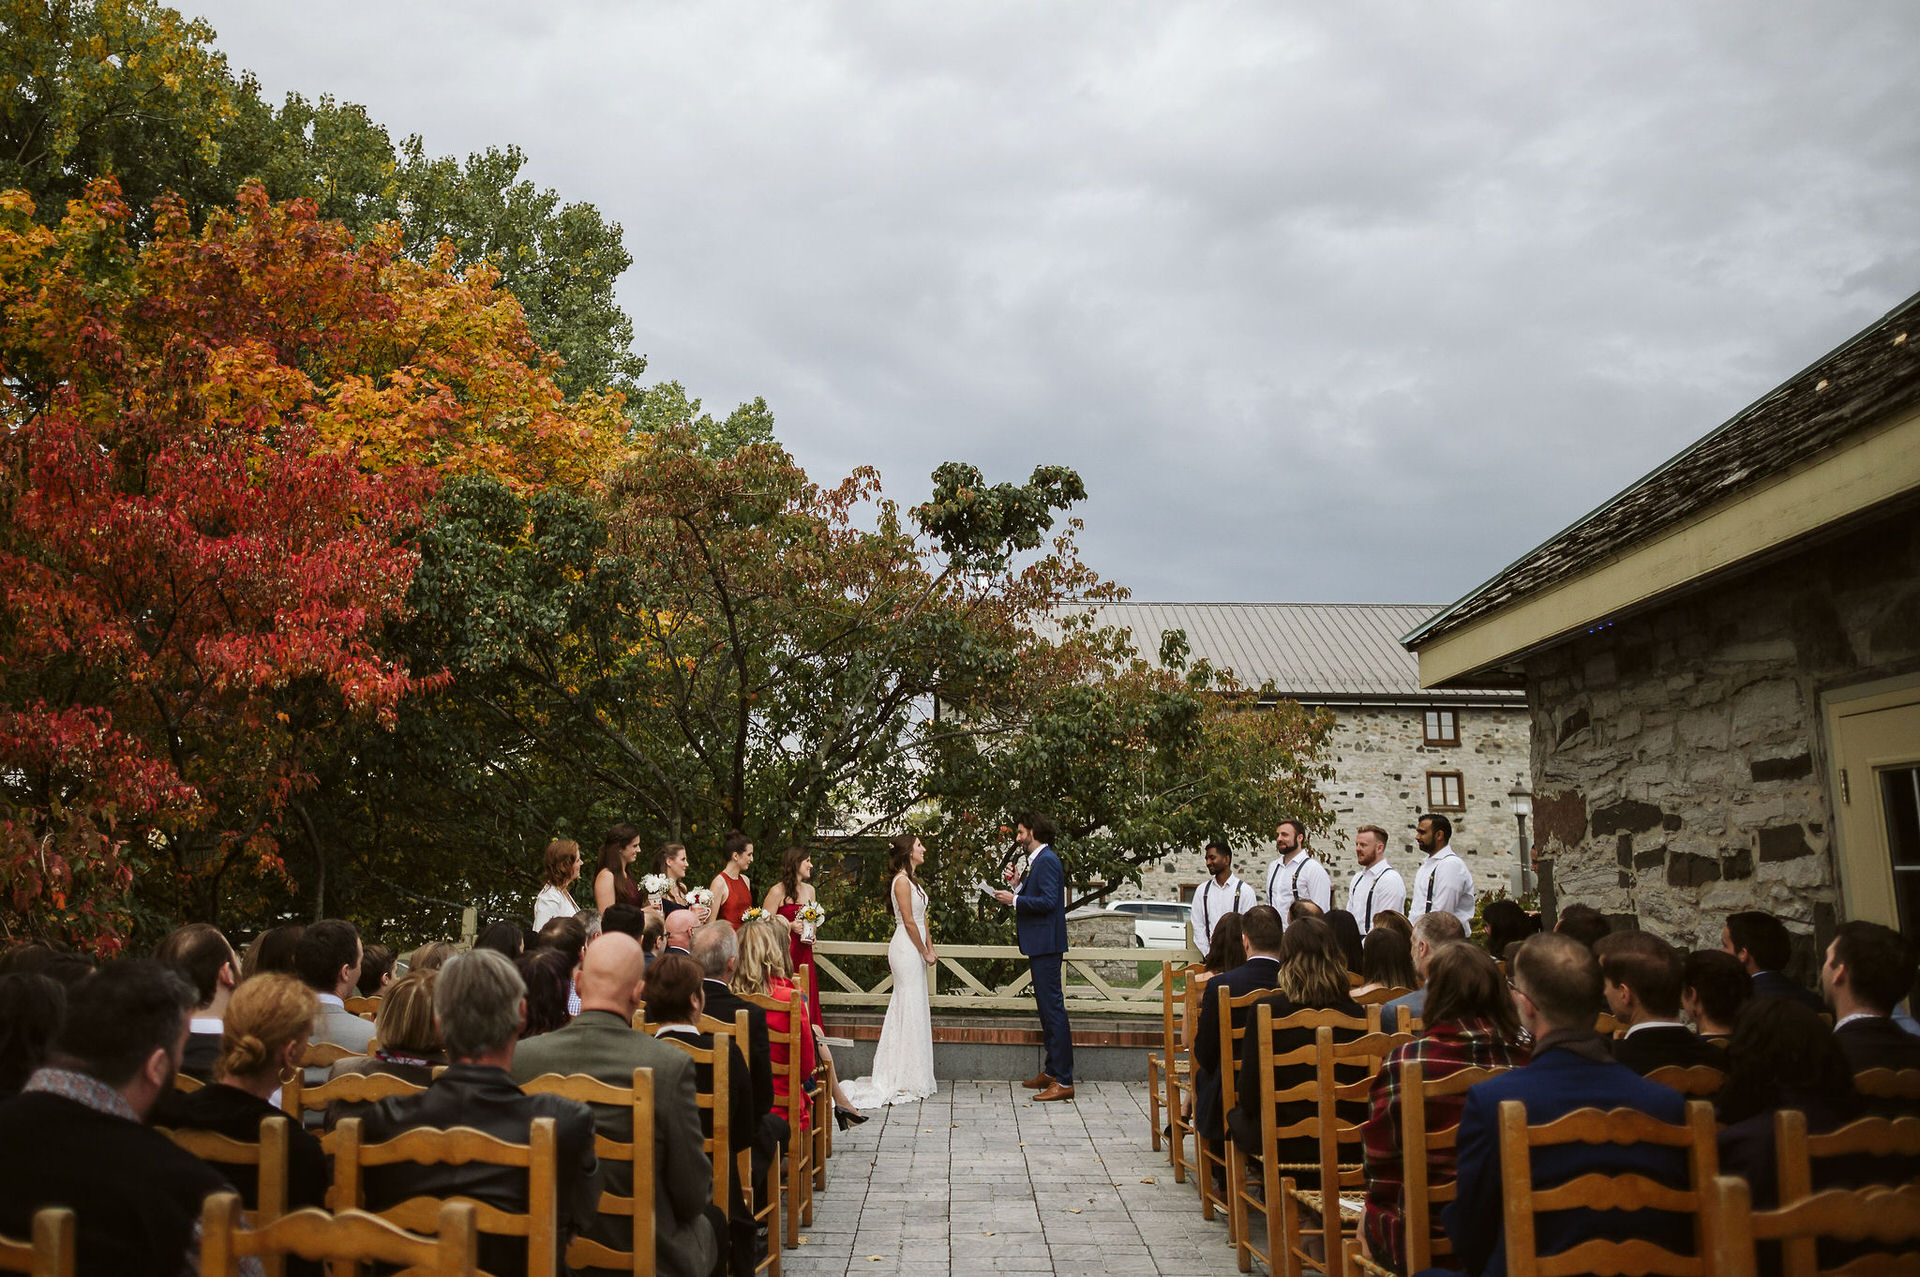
184,2,1920,606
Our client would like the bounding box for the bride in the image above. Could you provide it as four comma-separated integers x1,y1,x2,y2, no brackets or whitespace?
840,833,937,1108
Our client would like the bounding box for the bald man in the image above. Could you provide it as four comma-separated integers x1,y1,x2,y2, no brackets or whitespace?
664,907,698,956
512,934,724,1277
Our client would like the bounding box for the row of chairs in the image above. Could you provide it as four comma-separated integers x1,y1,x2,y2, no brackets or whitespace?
3,974,836,1276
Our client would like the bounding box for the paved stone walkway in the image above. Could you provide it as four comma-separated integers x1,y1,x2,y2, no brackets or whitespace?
786,1080,1249,1277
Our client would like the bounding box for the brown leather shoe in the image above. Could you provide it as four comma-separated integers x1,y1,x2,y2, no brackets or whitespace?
1021,1071,1055,1089
1033,1082,1075,1102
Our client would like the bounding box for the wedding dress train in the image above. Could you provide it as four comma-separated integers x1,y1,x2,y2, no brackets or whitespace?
840,874,937,1107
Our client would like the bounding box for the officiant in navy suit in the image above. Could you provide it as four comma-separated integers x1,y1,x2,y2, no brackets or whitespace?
995,813,1074,1101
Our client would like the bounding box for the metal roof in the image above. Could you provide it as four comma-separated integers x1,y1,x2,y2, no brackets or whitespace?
1406,287,1920,650
1060,601,1523,704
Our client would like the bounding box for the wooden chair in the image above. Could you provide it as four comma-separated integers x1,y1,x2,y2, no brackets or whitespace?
174,1071,205,1094
1199,983,1279,1231
1853,1067,1920,1110
158,1114,293,1270
344,996,382,1020
745,983,815,1245
329,1115,561,1277
1593,1011,1622,1037
650,1026,735,1218
521,1069,657,1277
1351,987,1411,1008
281,1067,426,1126
1708,1172,1920,1277
300,1042,359,1070
197,1191,476,1277
1495,1098,1718,1277
1772,1108,1920,1276
1346,1059,1517,1277
0,1206,74,1277
796,965,833,1181
1148,960,1202,1164
1228,1013,1367,1267
1266,1025,1411,1277
1645,1065,1727,1099
1164,966,1209,1185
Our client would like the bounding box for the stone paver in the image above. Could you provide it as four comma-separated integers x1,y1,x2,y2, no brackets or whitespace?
785,1081,1250,1277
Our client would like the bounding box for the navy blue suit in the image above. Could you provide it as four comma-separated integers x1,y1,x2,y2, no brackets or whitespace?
1189,955,1281,1142
1015,844,1073,1084
1443,1045,1691,1277
1750,969,1825,1013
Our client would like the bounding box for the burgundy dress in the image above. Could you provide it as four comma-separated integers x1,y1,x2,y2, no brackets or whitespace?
777,900,822,1014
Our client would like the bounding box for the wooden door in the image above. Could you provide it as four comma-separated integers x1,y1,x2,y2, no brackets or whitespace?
1827,680,1920,929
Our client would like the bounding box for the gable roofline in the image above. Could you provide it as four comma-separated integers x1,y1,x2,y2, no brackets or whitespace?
1404,287,1920,677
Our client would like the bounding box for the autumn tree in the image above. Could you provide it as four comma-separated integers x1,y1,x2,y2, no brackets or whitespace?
0,179,628,950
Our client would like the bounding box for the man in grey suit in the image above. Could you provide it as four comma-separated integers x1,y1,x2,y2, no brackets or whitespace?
512,932,725,1277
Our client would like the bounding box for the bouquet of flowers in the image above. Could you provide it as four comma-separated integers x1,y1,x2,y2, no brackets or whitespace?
640,873,670,906
795,900,826,944
685,887,714,915
741,907,769,925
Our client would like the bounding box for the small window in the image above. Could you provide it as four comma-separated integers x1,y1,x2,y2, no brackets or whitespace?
1426,771,1465,810
1424,709,1460,746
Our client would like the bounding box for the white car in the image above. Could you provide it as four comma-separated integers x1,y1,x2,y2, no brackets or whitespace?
1106,899,1193,949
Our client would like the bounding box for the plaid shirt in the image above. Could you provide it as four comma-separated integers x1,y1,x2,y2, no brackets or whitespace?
1361,1018,1528,1273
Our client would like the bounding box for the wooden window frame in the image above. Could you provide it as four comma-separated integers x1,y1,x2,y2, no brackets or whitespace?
1426,770,1465,811
1423,708,1460,747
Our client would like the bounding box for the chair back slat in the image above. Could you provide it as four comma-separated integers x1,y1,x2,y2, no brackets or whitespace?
652,1028,735,1213
0,1205,75,1277
1708,1173,1920,1277
1353,986,1413,1007
327,1116,560,1277
291,1070,427,1123
1645,1065,1726,1098
520,1069,657,1277
159,1114,292,1245
1853,1069,1920,1103
197,1191,477,1276
1496,1099,1717,1277
1400,1059,1516,1271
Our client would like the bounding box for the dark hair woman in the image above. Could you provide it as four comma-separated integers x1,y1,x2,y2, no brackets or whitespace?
515,948,573,1039
1176,911,1247,1129
763,845,822,1017
593,824,644,912
1226,917,1367,1171
240,924,304,980
1325,908,1366,974
1361,942,1529,1272
474,920,524,959
1481,898,1539,963
1354,927,1419,998
652,842,711,925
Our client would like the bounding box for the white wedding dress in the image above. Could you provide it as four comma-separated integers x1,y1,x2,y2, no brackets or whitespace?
840,874,937,1107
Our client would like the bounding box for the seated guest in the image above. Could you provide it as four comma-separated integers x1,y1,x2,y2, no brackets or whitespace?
1382,910,1467,1032
1552,903,1611,951
648,952,758,1277
537,914,588,1017
663,908,699,956
240,923,303,980
1174,913,1246,1134
691,922,785,1194
1192,905,1284,1153
0,960,233,1277
1716,998,1864,1206
1288,898,1325,925
1681,949,1750,1044
1371,911,1415,945
1597,931,1725,1074
1821,920,1920,1087
1227,916,1367,1170
643,909,666,960
325,971,445,1128
512,934,725,1277
577,909,602,943
1724,910,1824,1011
295,919,374,1077
473,919,526,959
1444,934,1692,1277
152,973,331,1219
1481,898,1539,964
602,901,649,941
1353,927,1418,999
407,940,455,973
1325,908,1365,973
1361,942,1530,1274
0,973,65,1099
514,948,574,1039
154,923,239,1081
356,943,396,997
359,949,598,1277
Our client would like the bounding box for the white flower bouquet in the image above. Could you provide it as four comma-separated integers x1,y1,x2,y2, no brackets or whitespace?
741,906,770,925
685,887,714,912
795,900,825,944
640,873,670,906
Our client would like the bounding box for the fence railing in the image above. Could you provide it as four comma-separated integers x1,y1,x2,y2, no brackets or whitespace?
810,940,1201,1016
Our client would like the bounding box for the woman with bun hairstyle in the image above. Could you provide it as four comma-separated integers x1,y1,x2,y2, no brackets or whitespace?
651,841,710,925
152,973,330,1215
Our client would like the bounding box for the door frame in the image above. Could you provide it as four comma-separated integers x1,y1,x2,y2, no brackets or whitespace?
1821,672,1920,927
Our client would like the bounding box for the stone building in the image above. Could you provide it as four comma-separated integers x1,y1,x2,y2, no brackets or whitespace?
1407,288,1920,975
1067,601,1530,910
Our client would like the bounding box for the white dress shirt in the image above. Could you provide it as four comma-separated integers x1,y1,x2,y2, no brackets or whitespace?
1265,851,1333,922
533,882,580,929
1191,874,1256,952
1345,862,1407,932
1409,846,1475,928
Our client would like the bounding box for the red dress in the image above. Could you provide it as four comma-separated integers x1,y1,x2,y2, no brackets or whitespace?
766,974,818,1131
776,900,822,1014
716,873,752,929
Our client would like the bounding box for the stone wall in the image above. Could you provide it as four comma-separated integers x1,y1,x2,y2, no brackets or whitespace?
1140,701,1532,906
1526,505,1920,975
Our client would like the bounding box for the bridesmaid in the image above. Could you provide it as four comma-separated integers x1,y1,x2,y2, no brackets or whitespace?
763,845,821,1014
653,841,710,924
710,831,755,929
592,823,644,911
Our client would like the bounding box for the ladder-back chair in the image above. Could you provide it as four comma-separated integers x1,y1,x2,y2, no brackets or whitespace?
0,1206,74,1277
197,1192,477,1277
521,1069,657,1277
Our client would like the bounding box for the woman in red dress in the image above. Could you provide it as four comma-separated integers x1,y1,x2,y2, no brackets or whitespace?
709,830,755,929
763,845,821,1013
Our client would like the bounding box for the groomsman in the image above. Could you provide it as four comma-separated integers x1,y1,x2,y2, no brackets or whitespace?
1408,813,1475,929
1264,819,1331,925
1344,825,1406,933
1190,840,1256,954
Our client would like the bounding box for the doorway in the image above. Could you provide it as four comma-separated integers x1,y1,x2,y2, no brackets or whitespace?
1824,676,1920,930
